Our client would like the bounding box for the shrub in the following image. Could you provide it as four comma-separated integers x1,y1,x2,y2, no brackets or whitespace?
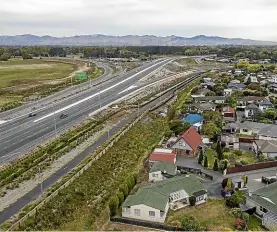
226,191,245,208
235,162,242,167
234,218,245,230
189,195,196,206
181,216,201,231
117,191,125,206
126,175,136,193
234,150,243,156
213,159,219,171
204,156,208,168
240,160,249,165
109,196,119,217
241,212,249,222
198,150,204,165
119,183,129,198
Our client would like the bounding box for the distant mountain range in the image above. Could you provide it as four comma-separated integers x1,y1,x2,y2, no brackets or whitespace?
0,34,276,46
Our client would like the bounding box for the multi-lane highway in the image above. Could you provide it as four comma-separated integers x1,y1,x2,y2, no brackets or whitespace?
0,58,172,163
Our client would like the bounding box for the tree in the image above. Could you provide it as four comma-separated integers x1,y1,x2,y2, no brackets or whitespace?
169,120,190,135
109,196,119,217
202,122,221,139
117,191,125,206
213,159,219,171
167,105,176,121
198,150,204,164
181,216,201,231
126,175,136,193
204,156,208,168
216,141,223,160
226,191,245,208
189,195,196,206
203,111,223,128
219,159,229,172
264,109,277,121
119,183,129,198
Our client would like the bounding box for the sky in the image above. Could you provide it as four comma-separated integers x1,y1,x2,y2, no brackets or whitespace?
1,0,277,41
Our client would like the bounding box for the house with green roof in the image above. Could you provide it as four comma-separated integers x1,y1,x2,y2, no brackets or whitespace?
245,182,277,230
122,175,207,223
149,161,177,182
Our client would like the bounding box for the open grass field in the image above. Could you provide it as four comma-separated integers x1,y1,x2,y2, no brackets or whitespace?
0,58,101,111
0,59,77,88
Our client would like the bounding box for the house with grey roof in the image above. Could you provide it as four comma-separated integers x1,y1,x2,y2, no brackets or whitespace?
149,161,177,182
245,103,261,120
245,182,277,230
195,102,216,113
253,140,277,158
192,96,227,104
239,121,277,141
258,99,274,112
122,175,207,223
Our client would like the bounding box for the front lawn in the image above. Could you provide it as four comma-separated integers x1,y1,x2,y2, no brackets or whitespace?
248,215,263,231
166,199,236,231
205,149,217,169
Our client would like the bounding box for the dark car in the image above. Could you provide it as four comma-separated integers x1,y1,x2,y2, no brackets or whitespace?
60,113,68,119
29,113,37,117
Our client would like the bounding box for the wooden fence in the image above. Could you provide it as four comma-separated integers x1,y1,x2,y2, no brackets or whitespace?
226,161,277,174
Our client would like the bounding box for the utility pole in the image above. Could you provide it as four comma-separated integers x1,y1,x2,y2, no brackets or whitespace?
53,106,57,138
39,167,43,195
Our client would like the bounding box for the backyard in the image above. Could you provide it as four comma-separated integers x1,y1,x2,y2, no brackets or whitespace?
166,199,263,231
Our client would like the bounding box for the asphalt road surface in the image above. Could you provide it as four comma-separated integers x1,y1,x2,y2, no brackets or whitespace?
0,59,172,163
0,73,199,225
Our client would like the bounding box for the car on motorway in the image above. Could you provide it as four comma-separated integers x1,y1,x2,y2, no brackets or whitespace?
60,113,68,119
28,113,37,117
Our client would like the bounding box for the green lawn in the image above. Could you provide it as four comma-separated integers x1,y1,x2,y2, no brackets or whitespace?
0,59,77,88
225,151,257,166
205,149,217,169
166,199,236,231
248,215,263,231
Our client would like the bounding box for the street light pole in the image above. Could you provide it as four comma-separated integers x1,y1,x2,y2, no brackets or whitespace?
53,106,57,138
39,167,43,195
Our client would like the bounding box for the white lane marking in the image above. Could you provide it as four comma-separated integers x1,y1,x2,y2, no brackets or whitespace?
34,60,168,123
118,85,137,94
0,120,7,125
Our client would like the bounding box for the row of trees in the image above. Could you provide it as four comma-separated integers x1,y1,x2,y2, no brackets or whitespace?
1,45,277,60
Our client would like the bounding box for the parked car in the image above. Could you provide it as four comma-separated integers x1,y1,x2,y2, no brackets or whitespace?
28,113,37,117
60,113,68,119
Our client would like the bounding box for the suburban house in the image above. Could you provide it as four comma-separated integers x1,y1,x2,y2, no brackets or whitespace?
192,96,227,104
171,127,202,156
245,182,277,230
230,79,241,84
122,175,208,223
200,82,216,88
195,103,216,113
223,123,240,134
224,89,233,97
258,99,274,112
244,76,259,84
149,148,176,167
245,103,261,120
253,140,277,158
227,83,246,90
238,121,277,141
149,161,177,182
234,69,243,75
220,134,239,150
238,96,267,106
203,77,212,82
268,83,277,92
183,114,204,131
222,106,236,122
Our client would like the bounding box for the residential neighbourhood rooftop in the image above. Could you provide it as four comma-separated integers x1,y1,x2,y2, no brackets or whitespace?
239,121,277,138
150,161,177,176
258,140,277,153
122,175,206,211
183,114,204,125
176,127,202,151
149,151,176,163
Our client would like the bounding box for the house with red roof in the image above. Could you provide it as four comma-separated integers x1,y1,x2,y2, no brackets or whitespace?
171,127,202,156
148,148,176,167
222,106,236,122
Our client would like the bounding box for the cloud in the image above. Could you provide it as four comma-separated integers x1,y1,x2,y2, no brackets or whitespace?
0,0,276,40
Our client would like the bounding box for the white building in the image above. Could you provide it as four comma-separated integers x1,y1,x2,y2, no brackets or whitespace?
122,175,208,223
149,161,177,182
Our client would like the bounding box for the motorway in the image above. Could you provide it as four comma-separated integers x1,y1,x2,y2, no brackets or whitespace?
0,59,172,163
0,72,201,225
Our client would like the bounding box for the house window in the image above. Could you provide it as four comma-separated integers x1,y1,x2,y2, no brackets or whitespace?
179,141,183,146
243,129,248,133
124,207,131,214
259,206,268,213
186,150,190,155
160,211,165,218
149,211,155,217
198,195,204,201
152,173,158,178
134,209,141,216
